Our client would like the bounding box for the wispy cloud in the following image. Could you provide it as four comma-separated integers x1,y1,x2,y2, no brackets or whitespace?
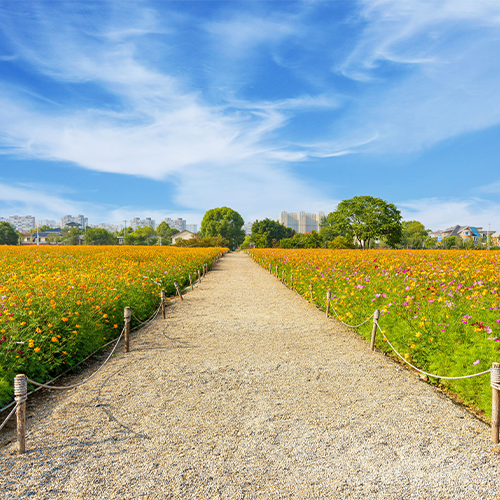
399,197,500,229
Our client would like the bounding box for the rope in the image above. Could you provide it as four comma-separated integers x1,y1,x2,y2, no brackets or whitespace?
376,323,492,380
26,326,125,390
130,302,162,326
0,396,25,432
330,305,375,329
491,368,500,391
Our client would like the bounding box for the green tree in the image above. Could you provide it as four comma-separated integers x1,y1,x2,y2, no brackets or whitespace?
327,236,356,249
400,220,428,249
118,226,134,236
200,207,245,249
30,225,51,233
125,226,157,245
63,227,82,245
156,221,179,245
319,226,340,248
250,218,295,248
280,231,322,249
84,228,116,245
175,235,229,247
0,222,19,245
325,196,402,249
443,236,460,249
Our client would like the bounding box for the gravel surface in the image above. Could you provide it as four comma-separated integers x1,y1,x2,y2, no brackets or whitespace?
1,252,499,499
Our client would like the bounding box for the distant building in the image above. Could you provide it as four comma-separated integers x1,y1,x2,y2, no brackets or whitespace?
186,224,197,233
279,211,324,233
171,230,196,245
129,217,156,230
164,218,186,232
61,214,88,230
242,221,254,235
38,219,58,228
7,215,36,232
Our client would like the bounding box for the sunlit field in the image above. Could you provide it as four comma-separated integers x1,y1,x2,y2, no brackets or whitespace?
0,246,224,405
249,249,500,416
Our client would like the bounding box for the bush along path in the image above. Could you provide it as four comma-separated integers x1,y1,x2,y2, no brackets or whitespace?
1,252,499,499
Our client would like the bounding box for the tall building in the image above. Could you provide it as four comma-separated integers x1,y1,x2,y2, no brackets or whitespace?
61,214,88,229
8,215,36,232
129,217,156,230
38,219,58,228
186,224,197,233
279,211,324,233
164,218,186,231
242,221,254,235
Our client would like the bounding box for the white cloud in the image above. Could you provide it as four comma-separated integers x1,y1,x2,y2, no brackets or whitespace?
399,197,500,230
477,180,500,194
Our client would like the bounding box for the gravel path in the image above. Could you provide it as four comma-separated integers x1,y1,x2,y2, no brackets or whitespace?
1,252,499,499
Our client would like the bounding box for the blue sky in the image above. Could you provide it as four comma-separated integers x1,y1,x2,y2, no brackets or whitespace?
0,0,499,230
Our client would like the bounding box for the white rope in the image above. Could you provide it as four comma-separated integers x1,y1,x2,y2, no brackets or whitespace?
0,396,25,432
27,325,125,390
376,323,492,380
491,367,500,391
131,302,162,326
330,305,375,329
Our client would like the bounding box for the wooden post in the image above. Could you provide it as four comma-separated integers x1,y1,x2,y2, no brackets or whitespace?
290,273,293,289
326,289,331,318
370,310,380,351
174,282,183,301
281,270,285,282
189,274,193,290
491,362,500,444
203,264,207,278
124,306,131,353
198,269,201,282
309,283,314,303
269,263,272,274
14,374,27,455
275,265,278,277
161,290,166,319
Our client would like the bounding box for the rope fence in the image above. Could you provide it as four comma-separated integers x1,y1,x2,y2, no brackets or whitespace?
0,252,224,455
257,255,500,445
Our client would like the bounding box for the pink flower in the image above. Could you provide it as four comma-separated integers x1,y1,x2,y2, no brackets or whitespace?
473,360,479,366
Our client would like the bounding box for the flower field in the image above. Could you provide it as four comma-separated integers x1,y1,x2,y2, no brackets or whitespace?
249,249,500,417
0,246,224,406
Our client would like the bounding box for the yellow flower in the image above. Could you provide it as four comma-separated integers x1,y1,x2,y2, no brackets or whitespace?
415,332,421,337
410,344,415,349
62,351,67,355
62,317,69,322
113,324,118,328
419,322,425,328
429,337,434,342
51,336,58,342
35,327,42,333
20,322,26,326
34,347,41,353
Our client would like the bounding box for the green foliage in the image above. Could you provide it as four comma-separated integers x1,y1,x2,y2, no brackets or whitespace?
125,226,157,245
63,227,82,245
443,236,461,249
0,222,18,245
250,218,295,248
318,226,340,247
327,236,356,249
156,221,180,242
117,226,134,236
200,207,245,249
84,228,116,245
325,195,402,249
30,225,51,233
280,231,322,249
175,235,229,248
400,220,428,248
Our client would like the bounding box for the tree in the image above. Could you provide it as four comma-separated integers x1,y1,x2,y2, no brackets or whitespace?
0,222,19,245
319,226,340,248
156,221,179,245
325,196,402,249
400,220,428,249
84,228,116,245
63,227,82,245
175,235,229,247
30,225,51,233
125,226,157,245
328,236,355,249
250,218,295,248
200,207,245,249
280,231,322,249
